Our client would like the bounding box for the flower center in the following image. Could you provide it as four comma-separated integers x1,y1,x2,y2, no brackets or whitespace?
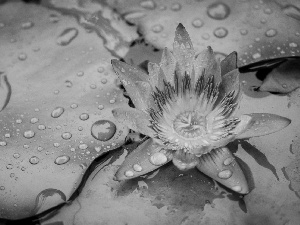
173,111,206,138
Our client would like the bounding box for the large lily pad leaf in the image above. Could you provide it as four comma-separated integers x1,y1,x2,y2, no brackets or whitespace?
0,1,130,219
107,0,300,66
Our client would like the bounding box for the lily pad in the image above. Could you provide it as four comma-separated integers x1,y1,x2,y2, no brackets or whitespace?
0,1,129,219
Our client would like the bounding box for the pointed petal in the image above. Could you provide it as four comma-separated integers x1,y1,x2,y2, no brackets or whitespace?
172,149,199,171
148,62,160,87
217,68,241,106
115,138,172,180
220,51,237,76
197,147,249,194
112,59,150,110
112,107,155,138
173,23,195,76
160,47,176,83
194,46,221,85
236,113,291,139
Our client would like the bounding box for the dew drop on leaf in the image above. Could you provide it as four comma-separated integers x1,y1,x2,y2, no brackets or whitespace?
54,155,70,165
91,120,116,141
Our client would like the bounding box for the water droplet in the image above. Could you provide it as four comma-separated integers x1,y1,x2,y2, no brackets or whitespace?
16,119,22,124
151,24,163,33
140,0,156,9
223,157,234,165
79,143,88,150
0,186,5,190
10,173,15,178
78,126,83,131
213,27,228,38
23,130,35,139
232,185,242,192
29,156,39,165
218,170,232,179
38,124,46,130
49,14,60,23
98,104,104,110
23,144,29,149
77,71,84,77
95,146,101,152
97,67,105,73
289,42,298,48
4,133,11,138
90,84,96,89
91,120,116,141
54,90,60,95
18,53,27,61
133,164,142,172
171,3,181,11
79,113,89,121
54,155,70,165
37,146,43,151
30,117,39,124
101,78,107,84
207,2,230,20
70,103,78,109
260,18,267,24
282,84,287,88
51,107,65,118
109,99,116,104
265,29,277,37
264,8,272,14
6,164,13,169
53,142,60,147
125,170,134,177
0,23,4,28
150,152,167,166
21,21,34,29
56,28,78,46
201,33,210,40
65,80,73,87
252,52,261,59
13,153,20,159
192,18,204,28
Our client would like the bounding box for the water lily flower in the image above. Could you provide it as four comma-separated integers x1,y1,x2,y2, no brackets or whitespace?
111,24,291,194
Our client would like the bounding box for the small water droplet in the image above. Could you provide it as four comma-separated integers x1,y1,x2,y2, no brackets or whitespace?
264,8,272,14
23,144,29,149
38,124,46,130
109,99,116,104
79,113,89,121
140,0,156,9
70,103,78,109
125,170,134,177
23,130,35,139
90,84,96,89
95,146,101,152
265,29,277,37
201,33,210,40
13,153,20,159
0,186,5,190
30,117,39,124
16,119,22,124
37,146,43,151
133,164,142,172
18,53,27,61
49,14,60,23
98,104,104,110
54,90,60,95
289,42,298,48
192,18,204,28
21,21,34,29
232,185,242,192
207,2,230,20
56,28,78,46
0,23,4,28
213,27,228,38
77,71,84,77
53,142,60,147
224,157,234,165
101,78,107,84
97,67,105,73
65,80,73,87
91,120,116,141
282,84,287,88
51,107,65,118
151,24,163,33
5,133,11,138
29,156,39,165
171,3,181,11
252,52,261,59
55,155,70,165
79,143,88,150
6,164,13,169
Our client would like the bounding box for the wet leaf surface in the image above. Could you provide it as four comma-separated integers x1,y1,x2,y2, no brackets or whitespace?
108,0,300,66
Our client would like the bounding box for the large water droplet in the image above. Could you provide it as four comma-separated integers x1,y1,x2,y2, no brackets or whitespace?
23,130,35,139
150,152,167,166
213,27,228,38
218,169,232,179
29,156,40,165
207,2,230,20
51,107,64,118
56,28,79,46
91,120,116,141
54,155,70,165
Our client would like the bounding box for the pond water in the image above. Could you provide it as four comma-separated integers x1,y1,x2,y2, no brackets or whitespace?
0,0,300,225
